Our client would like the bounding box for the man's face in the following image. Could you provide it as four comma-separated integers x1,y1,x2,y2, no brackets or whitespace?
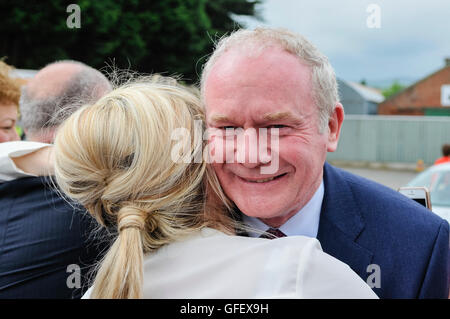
204,47,342,227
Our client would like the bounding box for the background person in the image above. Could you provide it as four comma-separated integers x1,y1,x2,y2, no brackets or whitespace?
0,60,20,143
435,144,450,166
19,60,111,144
0,60,112,298
200,27,449,299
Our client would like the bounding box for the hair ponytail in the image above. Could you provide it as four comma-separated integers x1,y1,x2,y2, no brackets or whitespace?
90,205,145,298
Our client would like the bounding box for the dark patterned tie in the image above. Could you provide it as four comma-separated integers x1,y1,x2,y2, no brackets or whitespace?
259,228,287,239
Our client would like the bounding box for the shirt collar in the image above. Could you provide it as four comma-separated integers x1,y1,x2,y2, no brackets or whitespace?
242,180,324,238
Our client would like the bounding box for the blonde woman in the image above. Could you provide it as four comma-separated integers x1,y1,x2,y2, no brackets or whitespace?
19,77,377,299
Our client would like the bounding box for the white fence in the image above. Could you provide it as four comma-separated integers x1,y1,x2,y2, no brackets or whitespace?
326,115,450,165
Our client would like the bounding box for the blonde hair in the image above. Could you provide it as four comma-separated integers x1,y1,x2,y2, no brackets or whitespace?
200,27,339,133
53,77,236,298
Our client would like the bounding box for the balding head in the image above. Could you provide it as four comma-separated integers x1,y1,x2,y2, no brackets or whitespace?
26,61,84,100
20,60,112,143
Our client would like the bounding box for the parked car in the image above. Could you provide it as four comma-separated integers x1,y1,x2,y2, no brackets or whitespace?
407,163,450,223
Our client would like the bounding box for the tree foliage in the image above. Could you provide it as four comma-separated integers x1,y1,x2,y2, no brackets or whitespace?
382,81,406,99
0,0,262,82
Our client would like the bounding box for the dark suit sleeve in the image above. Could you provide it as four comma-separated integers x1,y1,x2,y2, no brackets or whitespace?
419,219,449,298
73,206,112,297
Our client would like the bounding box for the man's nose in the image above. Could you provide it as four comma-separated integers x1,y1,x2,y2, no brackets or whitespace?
240,152,271,168
235,130,271,168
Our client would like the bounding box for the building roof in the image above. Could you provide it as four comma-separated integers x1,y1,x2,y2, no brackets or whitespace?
345,81,385,103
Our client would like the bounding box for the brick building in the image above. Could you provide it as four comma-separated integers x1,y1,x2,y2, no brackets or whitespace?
378,59,450,116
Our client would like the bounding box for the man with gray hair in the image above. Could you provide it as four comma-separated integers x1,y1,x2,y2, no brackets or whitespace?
201,27,449,299
20,60,111,143
0,60,111,298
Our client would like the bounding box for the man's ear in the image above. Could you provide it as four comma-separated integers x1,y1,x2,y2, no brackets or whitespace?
326,103,344,152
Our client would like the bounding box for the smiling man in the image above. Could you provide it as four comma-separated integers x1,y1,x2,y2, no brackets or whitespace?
201,28,449,298
204,45,341,229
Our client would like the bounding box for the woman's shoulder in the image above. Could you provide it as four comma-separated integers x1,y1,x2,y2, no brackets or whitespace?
140,228,326,298
151,227,325,273
162,229,377,298
85,228,377,298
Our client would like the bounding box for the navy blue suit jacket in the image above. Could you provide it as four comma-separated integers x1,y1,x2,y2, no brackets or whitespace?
318,163,449,298
0,176,109,299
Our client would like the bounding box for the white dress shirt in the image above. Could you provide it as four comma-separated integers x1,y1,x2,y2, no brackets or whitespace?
0,141,51,182
243,180,324,238
83,227,377,299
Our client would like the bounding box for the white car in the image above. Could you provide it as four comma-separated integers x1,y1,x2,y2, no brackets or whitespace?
407,163,450,223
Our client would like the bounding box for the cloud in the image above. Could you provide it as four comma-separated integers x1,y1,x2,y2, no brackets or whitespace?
236,0,450,87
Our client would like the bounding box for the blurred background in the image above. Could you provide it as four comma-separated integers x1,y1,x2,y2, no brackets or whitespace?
1,0,450,192
1,0,263,82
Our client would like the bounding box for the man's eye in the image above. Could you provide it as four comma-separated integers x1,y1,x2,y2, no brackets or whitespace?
219,126,236,130
267,125,286,129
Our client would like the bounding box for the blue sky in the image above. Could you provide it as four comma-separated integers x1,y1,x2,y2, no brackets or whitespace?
236,0,450,88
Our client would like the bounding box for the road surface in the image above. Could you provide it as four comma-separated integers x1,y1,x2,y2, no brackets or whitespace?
335,166,419,190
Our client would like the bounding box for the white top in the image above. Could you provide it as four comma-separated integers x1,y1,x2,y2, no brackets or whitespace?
83,228,377,299
0,141,50,182
242,181,324,238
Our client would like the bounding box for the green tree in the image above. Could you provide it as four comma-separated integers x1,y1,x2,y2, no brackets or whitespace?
382,81,406,99
0,0,261,83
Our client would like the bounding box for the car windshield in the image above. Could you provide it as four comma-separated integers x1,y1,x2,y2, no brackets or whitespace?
408,168,450,207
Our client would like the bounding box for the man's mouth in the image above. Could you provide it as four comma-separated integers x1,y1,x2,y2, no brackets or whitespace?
239,173,287,183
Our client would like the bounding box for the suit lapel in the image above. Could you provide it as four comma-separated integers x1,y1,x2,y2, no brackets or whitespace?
317,162,374,279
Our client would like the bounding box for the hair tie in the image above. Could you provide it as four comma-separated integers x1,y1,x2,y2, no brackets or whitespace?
117,206,146,232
